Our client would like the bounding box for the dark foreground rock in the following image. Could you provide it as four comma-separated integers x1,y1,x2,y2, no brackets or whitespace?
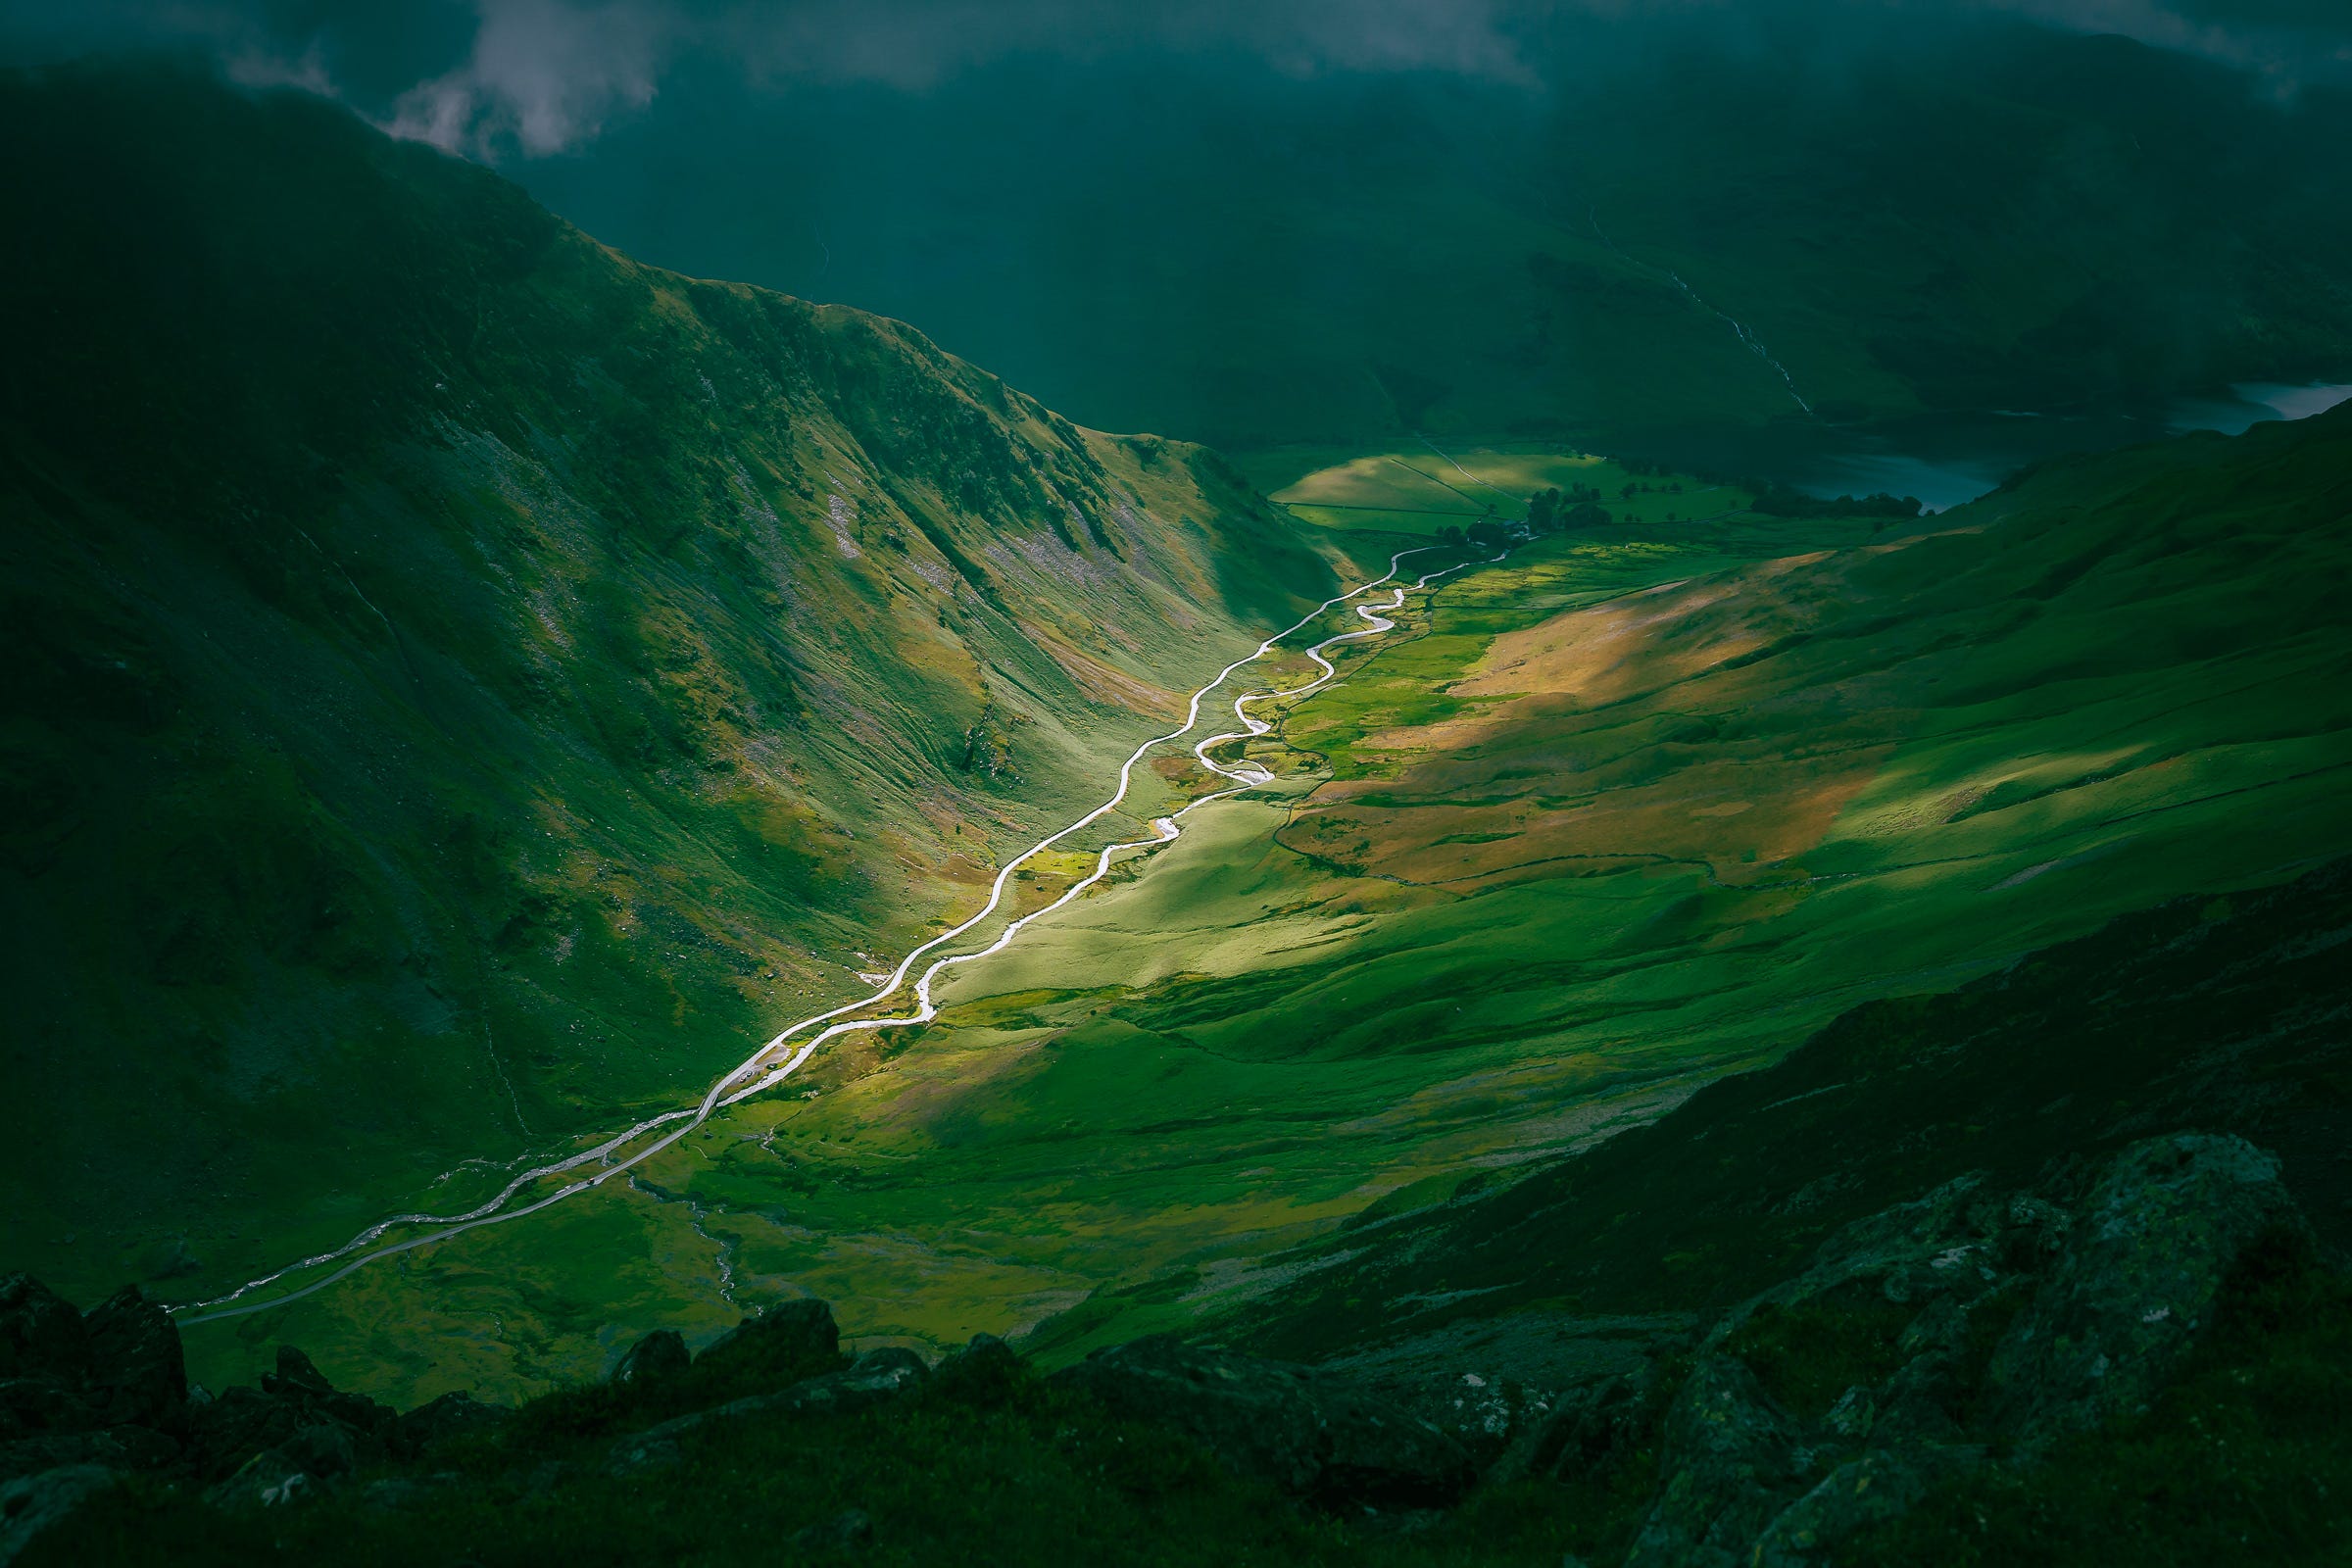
1052,1336,1475,1509
790,1505,875,1555
0,1462,122,1565
694,1298,840,1388
0,1122,2321,1560
1985,1133,2304,1453
612,1328,691,1387
1610,1132,2311,1566
605,1347,931,1475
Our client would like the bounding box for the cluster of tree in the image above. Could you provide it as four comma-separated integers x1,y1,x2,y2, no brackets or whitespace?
1524,486,1614,534
1748,483,1926,520
1435,519,1515,550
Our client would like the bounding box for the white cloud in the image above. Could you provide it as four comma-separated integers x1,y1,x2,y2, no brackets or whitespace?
386,0,673,156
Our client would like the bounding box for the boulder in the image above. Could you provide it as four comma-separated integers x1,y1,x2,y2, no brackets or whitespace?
612,1329,690,1387
1051,1336,1474,1509
1624,1358,1809,1568
1987,1134,2306,1453
77,1288,185,1428
0,1463,120,1566
694,1298,841,1389
0,1280,85,1387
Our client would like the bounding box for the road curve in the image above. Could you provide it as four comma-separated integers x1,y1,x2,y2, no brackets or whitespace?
172,543,1496,1325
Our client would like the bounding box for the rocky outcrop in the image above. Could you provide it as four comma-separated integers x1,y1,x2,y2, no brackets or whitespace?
77,1288,185,1429
1052,1336,1475,1509
0,1277,185,1488
1985,1134,2304,1453
1613,1133,2311,1566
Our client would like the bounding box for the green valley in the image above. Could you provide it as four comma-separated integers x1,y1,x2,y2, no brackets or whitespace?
5,23,2352,1566
148,397,2352,1410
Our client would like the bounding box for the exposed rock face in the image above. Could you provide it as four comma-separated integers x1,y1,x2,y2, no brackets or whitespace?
1051,1336,1475,1509
1986,1134,2303,1452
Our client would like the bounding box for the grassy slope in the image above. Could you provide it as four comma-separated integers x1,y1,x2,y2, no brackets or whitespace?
0,65,1346,1319
200,406,2352,1406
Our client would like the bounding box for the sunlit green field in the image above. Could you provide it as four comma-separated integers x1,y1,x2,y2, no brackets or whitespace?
177,411,2352,1404
1246,443,1754,536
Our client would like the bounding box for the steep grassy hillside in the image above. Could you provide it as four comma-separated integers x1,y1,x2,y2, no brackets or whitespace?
183,404,2352,1406
0,64,1345,1316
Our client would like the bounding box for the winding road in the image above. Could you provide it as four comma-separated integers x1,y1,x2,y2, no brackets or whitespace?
172,542,1500,1325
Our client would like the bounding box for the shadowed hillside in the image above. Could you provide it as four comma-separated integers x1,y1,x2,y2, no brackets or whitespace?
0,62,1345,1312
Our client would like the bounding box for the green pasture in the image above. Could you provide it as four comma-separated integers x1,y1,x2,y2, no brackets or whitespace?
1255,442,1758,538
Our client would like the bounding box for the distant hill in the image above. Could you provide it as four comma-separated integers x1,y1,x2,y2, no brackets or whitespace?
0,61,1344,1304
519,23,2352,451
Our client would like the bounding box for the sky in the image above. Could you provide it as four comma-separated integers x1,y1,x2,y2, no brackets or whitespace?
3,1,2349,162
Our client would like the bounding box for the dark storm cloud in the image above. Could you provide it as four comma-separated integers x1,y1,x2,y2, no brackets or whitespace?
4,0,2347,157
1980,0,2352,92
